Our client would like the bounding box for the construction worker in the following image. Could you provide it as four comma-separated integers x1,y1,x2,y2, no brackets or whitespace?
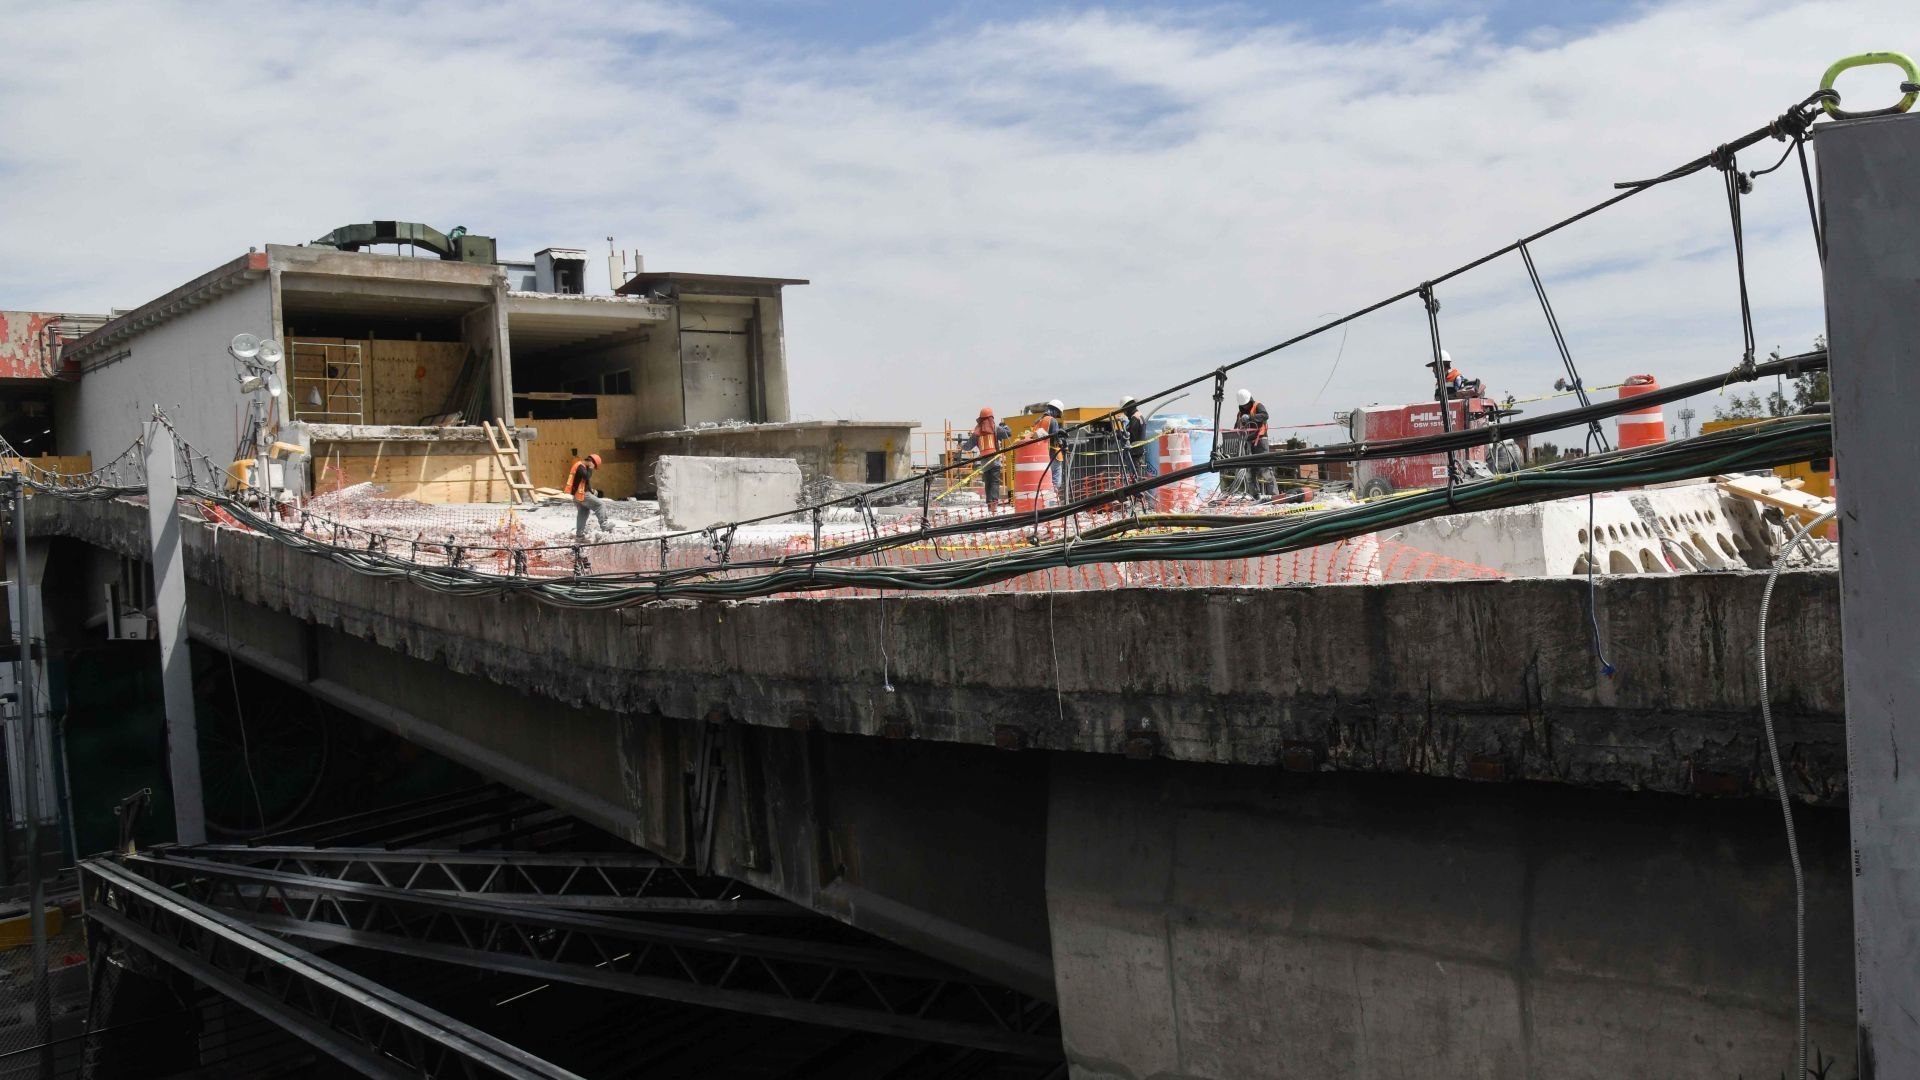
1030,399,1067,495
957,407,1012,510
1232,389,1276,498
1119,396,1149,483
568,452,610,540
1427,349,1484,400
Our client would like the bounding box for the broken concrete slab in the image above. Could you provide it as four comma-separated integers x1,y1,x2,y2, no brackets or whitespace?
655,455,802,530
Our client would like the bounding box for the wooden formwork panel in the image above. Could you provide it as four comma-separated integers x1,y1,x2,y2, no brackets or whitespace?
367,340,466,425
312,441,509,504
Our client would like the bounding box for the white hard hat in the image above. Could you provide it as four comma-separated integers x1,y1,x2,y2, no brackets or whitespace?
1121,395,1137,408
1046,399,1065,411
1441,349,1453,367
1236,389,1252,406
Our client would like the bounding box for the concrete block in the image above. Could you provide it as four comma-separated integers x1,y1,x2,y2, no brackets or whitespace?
655,455,802,530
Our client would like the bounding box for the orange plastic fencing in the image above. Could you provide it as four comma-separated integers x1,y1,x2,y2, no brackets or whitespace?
254,486,1503,597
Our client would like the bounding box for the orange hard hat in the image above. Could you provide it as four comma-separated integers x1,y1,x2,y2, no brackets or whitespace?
588,453,603,467
978,406,994,419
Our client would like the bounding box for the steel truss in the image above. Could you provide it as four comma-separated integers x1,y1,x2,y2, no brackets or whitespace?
121,852,1061,1058
253,784,564,849
80,859,583,1080
178,843,802,915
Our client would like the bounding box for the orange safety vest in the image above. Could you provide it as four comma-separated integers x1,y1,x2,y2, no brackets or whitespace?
1238,402,1268,443
973,417,999,455
567,459,589,502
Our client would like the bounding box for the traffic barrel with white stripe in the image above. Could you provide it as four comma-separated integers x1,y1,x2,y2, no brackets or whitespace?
1616,375,1664,448
1156,427,1195,512
1012,437,1052,512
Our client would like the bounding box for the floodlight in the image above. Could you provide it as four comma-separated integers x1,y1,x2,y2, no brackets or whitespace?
255,340,284,367
238,374,268,393
230,333,262,359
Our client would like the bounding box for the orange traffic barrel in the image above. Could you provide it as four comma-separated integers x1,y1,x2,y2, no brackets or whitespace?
1617,374,1664,448
1156,428,1195,512
1011,437,1052,512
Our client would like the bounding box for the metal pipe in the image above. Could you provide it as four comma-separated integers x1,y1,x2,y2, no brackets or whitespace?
10,475,50,1079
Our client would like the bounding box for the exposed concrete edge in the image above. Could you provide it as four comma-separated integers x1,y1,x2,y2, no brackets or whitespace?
817,882,1057,1003
32,495,1848,805
187,620,641,840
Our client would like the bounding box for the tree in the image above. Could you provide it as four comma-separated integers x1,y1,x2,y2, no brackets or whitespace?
1792,371,1829,411
1714,392,1767,420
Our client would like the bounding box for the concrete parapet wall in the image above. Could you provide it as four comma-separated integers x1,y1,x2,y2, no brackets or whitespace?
29,496,1846,805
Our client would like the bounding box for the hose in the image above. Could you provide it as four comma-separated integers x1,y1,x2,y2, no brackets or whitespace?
1756,507,1836,1080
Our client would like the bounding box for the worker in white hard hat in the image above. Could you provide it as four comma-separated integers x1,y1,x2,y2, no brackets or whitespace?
1427,348,1482,399
1026,399,1069,496
1231,389,1276,498
1118,396,1149,483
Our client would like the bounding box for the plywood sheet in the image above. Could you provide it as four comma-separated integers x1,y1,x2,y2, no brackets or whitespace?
594,394,639,438
313,445,508,504
368,340,466,425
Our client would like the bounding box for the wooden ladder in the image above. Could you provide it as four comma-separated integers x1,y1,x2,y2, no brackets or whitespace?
482,418,537,506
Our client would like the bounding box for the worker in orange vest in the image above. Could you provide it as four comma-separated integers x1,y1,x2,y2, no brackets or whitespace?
1232,389,1276,498
1428,349,1485,400
569,452,609,540
1030,399,1067,494
958,406,1011,510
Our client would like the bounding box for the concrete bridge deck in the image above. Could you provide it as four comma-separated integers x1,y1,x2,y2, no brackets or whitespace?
33,495,1853,1079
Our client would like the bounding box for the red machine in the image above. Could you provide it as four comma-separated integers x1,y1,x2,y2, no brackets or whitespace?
1346,397,1496,498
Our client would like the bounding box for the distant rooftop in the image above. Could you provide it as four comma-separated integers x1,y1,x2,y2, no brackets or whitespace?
615,271,809,297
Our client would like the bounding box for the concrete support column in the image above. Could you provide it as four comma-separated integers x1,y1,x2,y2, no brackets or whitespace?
756,295,792,423
1817,111,1920,1072
142,421,205,845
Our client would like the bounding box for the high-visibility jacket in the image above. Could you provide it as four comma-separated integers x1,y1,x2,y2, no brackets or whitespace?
567,460,594,503
1030,414,1062,456
1235,401,1269,443
972,417,999,455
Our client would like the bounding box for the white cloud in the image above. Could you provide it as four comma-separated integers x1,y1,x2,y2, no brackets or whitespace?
0,0,1882,436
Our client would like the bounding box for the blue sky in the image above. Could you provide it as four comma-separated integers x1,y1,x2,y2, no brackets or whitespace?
0,0,1875,434
703,0,1638,47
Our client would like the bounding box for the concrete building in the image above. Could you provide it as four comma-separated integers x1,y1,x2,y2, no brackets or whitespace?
53,226,914,502
0,309,107,466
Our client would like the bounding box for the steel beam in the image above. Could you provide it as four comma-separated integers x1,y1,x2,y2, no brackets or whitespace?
176,843,801,914
81,859,583,1080
125,853,1061,1058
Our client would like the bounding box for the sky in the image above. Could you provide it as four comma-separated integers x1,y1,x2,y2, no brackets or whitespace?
0,0,1894,437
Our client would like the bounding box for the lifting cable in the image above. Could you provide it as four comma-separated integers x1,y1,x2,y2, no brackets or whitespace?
1713,146,1760,377
1418,284,1458,504
1518,241,1607,453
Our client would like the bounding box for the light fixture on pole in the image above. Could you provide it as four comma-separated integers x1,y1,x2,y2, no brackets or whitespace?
229,332,285,504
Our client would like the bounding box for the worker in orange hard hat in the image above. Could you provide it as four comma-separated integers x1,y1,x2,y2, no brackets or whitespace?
568,452,610,540
957,406,1012,510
